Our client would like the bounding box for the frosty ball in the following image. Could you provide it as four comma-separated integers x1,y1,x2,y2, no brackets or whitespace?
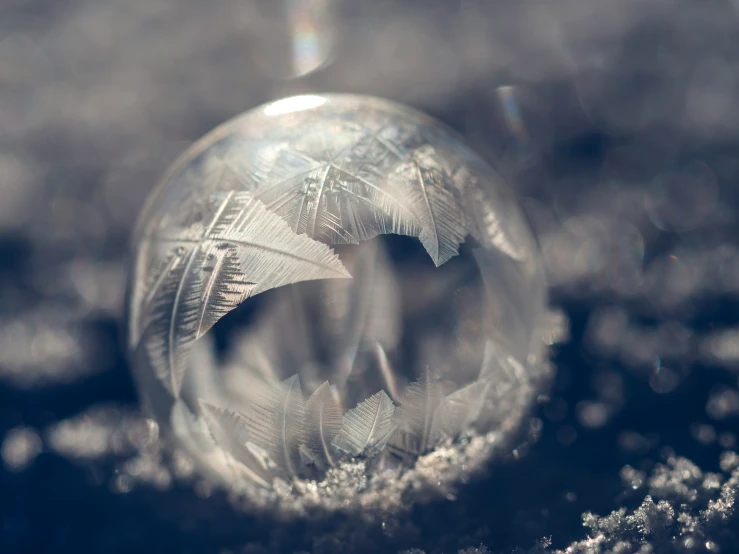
128,94,553,507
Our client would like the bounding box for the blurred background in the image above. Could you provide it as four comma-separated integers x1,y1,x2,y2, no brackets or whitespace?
1,0,739,552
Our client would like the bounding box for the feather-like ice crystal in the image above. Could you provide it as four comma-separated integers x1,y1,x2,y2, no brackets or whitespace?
128,94,557,514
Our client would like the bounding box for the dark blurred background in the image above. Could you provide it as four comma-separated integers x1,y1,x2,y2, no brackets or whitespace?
1,0,739,552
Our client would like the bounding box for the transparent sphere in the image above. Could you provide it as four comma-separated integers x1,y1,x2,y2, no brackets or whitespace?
128,94,551,509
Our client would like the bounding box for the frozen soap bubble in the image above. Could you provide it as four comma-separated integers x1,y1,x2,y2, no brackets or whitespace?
128,94,558,515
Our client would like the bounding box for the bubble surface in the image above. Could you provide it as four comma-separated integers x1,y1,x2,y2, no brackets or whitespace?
128,94,554,512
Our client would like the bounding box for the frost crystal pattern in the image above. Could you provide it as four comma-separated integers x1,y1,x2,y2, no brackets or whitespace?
129,94,552,508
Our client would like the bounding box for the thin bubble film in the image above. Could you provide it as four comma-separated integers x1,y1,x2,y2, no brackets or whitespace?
128,94,555,511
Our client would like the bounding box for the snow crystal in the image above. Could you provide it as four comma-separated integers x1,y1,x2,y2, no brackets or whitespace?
1,427,42,472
